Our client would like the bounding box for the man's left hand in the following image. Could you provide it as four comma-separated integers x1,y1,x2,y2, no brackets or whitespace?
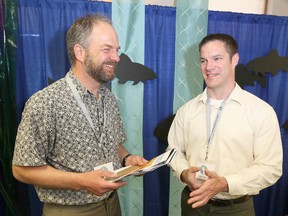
187,170,228,208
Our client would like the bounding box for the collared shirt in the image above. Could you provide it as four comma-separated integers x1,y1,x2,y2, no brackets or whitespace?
167,83,283,199
13,71,126,205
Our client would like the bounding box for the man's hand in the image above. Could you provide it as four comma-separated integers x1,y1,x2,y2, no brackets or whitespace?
125,155,148,167
80,169,127,196
180,167,203,190
118,145,148,167
12,165,127,197
187,169,228,208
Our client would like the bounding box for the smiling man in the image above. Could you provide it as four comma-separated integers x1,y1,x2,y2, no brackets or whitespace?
12,14,147,216
167,33,283,216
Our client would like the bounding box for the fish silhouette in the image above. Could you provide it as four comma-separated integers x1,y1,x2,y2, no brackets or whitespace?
153,114,175,144
235,49,288,88
246,49,288,76
115,53,157,85
283,120,288,132
235,64,266,88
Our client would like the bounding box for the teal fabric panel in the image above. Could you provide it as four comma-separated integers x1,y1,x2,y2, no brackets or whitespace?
169,1,208,215
111,1,145,216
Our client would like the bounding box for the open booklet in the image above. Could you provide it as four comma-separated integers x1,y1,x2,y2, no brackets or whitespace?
105,148,178,182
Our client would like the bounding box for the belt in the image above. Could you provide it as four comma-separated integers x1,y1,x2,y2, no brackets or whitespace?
208,195,251,207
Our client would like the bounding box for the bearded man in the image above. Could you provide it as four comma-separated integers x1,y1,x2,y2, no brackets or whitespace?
12,14,147,216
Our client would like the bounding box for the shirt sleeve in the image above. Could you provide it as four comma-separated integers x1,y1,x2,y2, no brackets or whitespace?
167,106,191,181
225,106,283,195
12,94,54,167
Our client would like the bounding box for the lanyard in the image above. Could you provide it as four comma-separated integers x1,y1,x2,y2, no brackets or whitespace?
205,97,226,161
65,73,106,147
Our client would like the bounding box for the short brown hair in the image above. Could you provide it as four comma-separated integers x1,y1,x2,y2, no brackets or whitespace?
66,14,112,65
199,33,238,58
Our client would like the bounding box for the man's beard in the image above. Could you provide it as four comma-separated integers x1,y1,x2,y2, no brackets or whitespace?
84,53,116,84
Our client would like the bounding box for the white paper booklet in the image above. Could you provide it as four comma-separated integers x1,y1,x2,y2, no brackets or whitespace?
105,148,178,182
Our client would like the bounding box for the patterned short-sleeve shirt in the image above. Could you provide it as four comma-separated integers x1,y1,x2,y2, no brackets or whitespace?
13,71,126,205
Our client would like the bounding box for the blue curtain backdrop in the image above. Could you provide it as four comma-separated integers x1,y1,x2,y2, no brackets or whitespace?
11,0,288,216
143,6,176,216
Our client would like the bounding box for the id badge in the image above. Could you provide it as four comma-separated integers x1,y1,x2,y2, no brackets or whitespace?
94,161,114,172
195,162,216,181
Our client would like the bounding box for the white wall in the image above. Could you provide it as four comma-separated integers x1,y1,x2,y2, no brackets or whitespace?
144,0,288,16
145,0,174,6
208,0,265,14
267,0,288,16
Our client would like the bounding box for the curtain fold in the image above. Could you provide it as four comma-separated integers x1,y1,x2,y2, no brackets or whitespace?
143,5,176,216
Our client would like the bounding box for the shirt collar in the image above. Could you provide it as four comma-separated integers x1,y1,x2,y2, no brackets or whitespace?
198,83,244,105
67,70,107,97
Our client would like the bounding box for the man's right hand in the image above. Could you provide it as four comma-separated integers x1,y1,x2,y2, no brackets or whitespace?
12,165,127,197
180,167,203,190
80,169,127,196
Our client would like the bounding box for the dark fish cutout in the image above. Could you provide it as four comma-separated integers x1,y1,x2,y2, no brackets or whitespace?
153,114,175,144
115,53,157,85
283,120,288,132
236,64,266,88
235,49,288,88
246,49,288,76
